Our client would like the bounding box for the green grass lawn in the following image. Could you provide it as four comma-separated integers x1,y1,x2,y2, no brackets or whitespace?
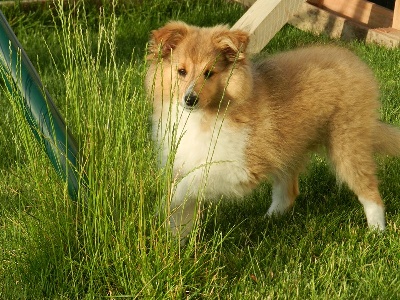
1,0,400,298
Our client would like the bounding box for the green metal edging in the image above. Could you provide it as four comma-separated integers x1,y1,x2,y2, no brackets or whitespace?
0,10,86,200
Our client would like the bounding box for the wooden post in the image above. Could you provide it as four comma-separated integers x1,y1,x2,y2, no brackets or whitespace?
232,0,305,53
393,0,400,30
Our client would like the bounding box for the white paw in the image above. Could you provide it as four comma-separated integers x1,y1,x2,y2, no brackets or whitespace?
265,202,290,217
359,197,386,231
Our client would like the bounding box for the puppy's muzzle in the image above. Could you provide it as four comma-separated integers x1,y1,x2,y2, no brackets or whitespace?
184,92,198,108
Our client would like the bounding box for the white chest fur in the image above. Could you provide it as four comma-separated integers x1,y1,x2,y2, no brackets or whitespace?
153,102,251,205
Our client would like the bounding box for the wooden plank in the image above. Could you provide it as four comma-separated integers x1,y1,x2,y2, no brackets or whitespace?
393,0,400,30
232,0,305,53
289,2,400,48
368,27,400,46
318,0,393,28
289,2,346,39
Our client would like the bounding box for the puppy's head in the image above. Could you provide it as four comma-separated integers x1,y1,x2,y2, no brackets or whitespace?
146,21,252,112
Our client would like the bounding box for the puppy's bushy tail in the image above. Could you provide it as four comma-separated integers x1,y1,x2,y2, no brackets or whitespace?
374,122,400,156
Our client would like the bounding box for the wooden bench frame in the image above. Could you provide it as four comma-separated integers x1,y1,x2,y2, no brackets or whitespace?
233,0,400,52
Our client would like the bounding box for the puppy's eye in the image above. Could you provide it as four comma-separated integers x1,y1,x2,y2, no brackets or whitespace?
204,70,215,79
178,68,187,77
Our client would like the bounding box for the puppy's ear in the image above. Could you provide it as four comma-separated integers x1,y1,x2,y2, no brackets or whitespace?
213,29,249,62
147,21,189,60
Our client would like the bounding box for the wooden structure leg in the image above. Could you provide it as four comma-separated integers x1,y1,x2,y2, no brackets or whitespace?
234,0,400,50
393,0,400,30
232,0,305,53
290,1,400,48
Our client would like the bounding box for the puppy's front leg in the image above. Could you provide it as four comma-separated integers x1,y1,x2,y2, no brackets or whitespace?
266,174,299,216
170,199,196,244
170,180,197,243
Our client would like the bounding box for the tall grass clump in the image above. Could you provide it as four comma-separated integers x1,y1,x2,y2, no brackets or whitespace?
1,0,236,298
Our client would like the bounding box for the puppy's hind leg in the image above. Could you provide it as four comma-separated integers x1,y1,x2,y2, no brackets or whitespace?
330,143,386,230
266,174,299,217
341,170,385,230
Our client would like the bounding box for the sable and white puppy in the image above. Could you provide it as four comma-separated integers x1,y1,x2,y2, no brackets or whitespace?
145,21,400,240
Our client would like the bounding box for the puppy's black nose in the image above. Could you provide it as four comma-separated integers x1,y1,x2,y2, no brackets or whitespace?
184,93,198,107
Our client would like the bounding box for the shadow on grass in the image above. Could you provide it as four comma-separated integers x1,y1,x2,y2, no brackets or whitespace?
201,156,364,247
